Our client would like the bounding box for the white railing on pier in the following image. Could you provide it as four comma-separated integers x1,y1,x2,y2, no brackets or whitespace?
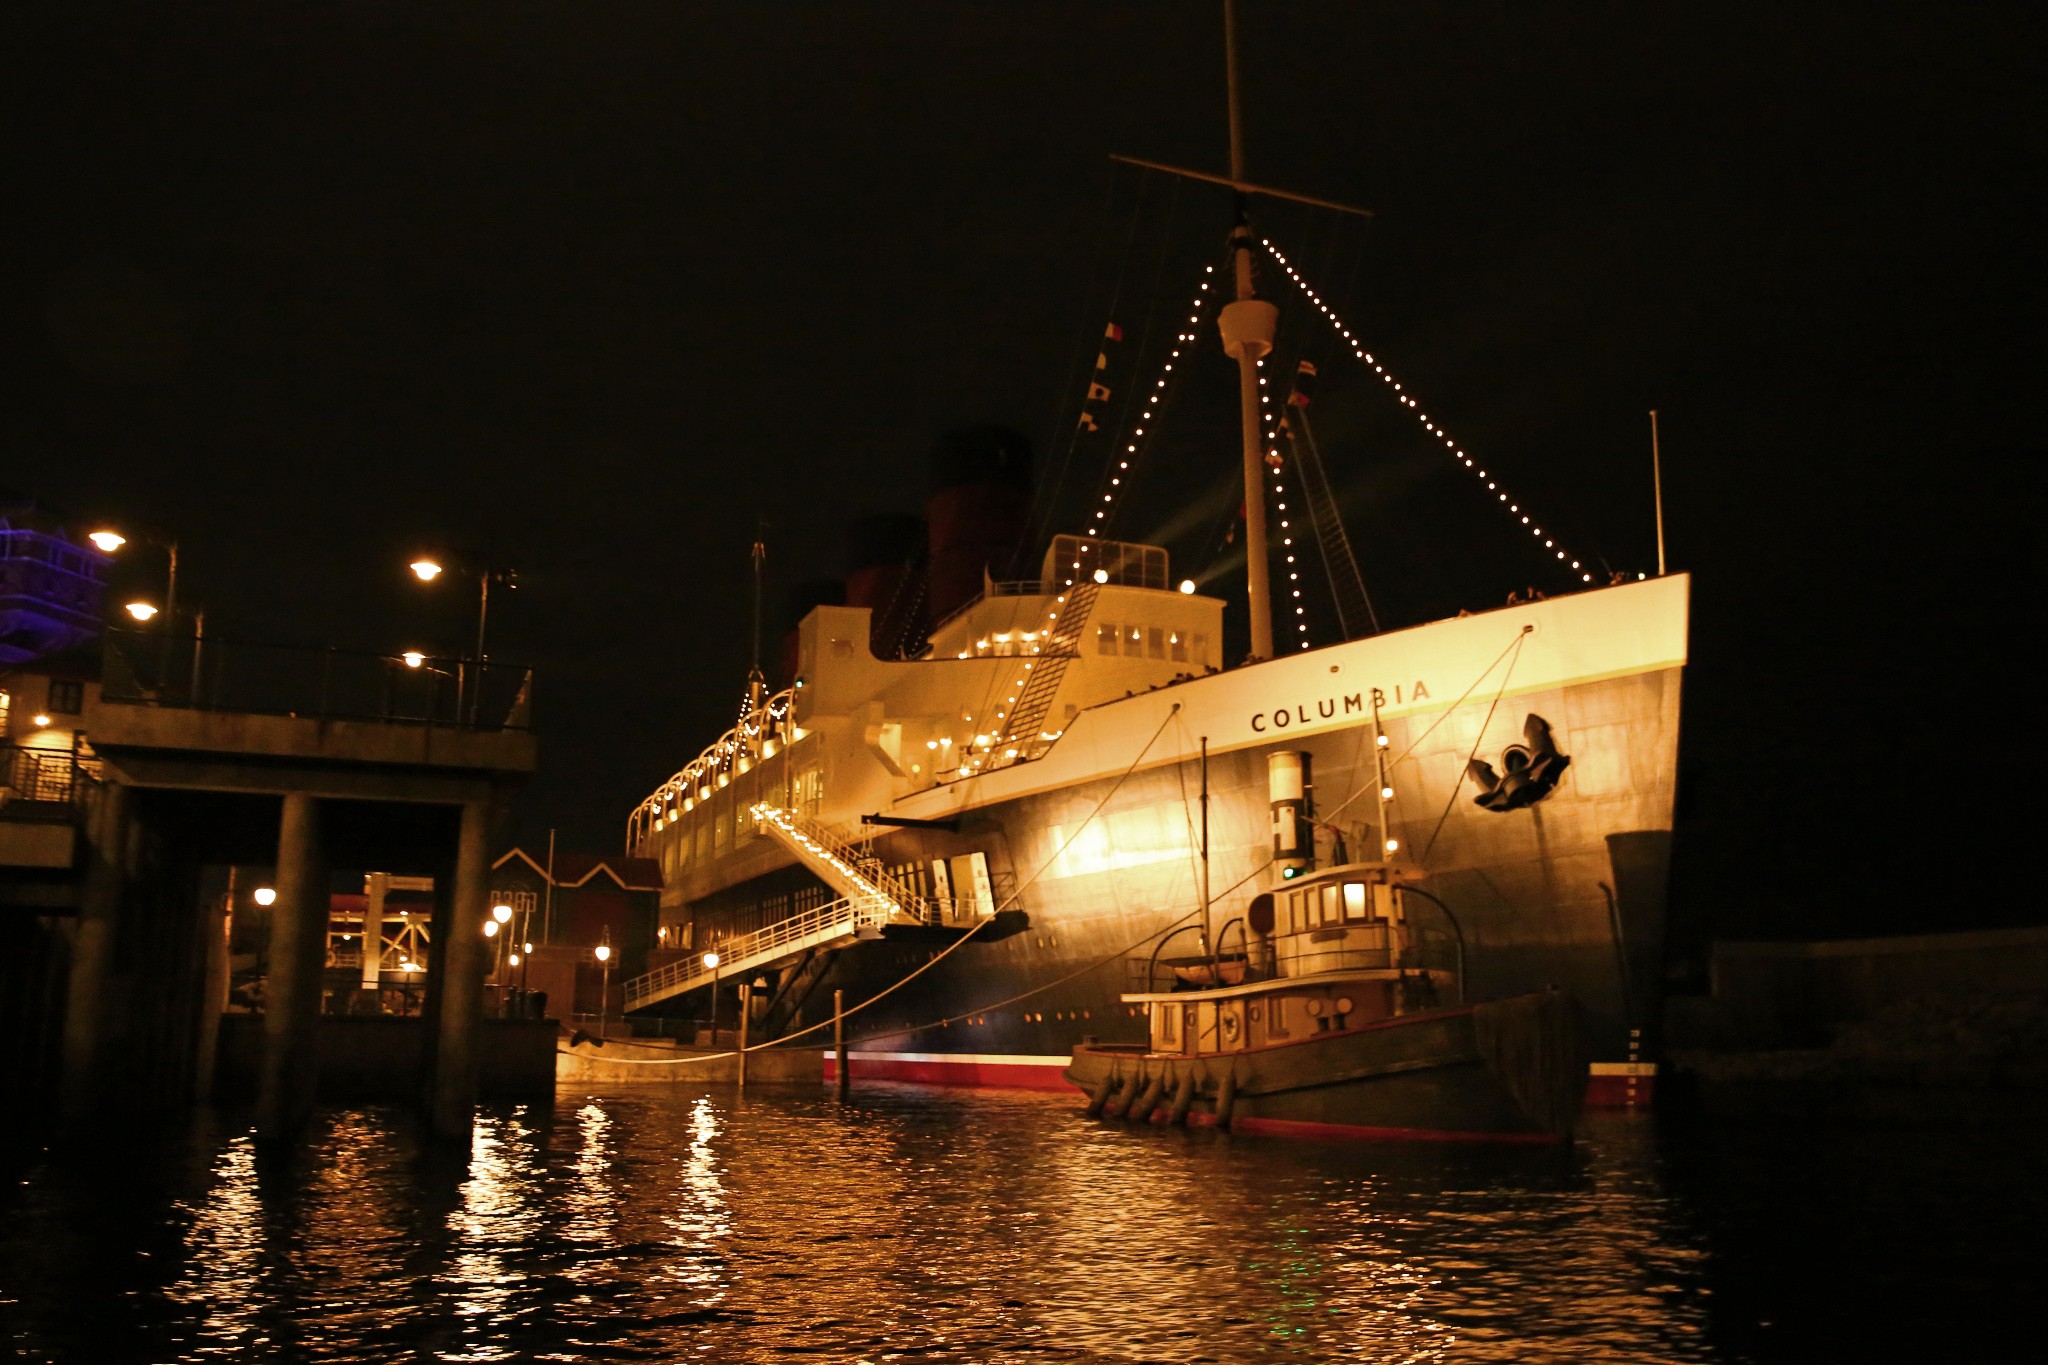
623,894,893,1012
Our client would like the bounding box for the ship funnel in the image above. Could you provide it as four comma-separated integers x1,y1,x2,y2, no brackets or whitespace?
1269,750,1314,879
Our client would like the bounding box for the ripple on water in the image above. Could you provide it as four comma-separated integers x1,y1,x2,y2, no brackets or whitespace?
2,1083,2036,1362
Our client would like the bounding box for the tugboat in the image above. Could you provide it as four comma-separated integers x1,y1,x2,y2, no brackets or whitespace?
1066,861,1585,1143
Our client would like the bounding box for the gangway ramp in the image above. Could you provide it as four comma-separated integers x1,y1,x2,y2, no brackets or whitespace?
623,895,890,1013
623,804,925,1014
749,803,925,919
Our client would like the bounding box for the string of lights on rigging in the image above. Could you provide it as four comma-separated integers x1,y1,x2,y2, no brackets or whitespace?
1260,237,1597,585
1083,264,1219,553
1256,355,1313,651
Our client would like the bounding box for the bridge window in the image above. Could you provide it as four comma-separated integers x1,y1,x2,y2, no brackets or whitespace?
1097,623,1118,655
1170,631,1187,663
1344,882,1370,922
1147,627,1165,659
1321,884,1342,926
1123,625,1143,657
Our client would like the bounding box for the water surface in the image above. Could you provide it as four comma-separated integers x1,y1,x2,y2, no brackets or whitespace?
1,1083,2034,1362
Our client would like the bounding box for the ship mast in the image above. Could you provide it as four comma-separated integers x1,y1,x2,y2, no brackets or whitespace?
1111,4,1372,660
1219,0,1279,661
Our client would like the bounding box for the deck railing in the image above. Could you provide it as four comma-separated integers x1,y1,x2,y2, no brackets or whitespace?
623,894,891,1011
98,629,533,732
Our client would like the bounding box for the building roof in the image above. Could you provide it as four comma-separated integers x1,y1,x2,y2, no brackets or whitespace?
492,847,663,892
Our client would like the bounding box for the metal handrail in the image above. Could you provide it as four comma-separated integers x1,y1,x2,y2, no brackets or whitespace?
754,803,924,917
622,893,890,1010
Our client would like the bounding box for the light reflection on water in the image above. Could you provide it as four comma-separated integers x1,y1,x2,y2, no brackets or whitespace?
0,1083,2035,1362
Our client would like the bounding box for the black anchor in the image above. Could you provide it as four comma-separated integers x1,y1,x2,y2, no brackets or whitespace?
1466,713,1571,812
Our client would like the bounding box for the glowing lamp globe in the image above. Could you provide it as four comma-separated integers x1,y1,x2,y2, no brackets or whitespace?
88,531,127,553
701,951,719,970
253,887,277,906
1179,579,1196,594
483,920,499,938
409,558,443,582
401,651,425,669
594,943,611,962
124,601,159,622
492,904,513,924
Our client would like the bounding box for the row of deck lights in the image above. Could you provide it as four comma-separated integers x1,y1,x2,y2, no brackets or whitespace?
646,690,801,835
1260,237,1596,585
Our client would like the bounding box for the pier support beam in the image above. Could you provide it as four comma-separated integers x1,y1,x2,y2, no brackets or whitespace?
257,793,327,1140
191,887,232,1102
428,799,491,1141
58,780,131,1129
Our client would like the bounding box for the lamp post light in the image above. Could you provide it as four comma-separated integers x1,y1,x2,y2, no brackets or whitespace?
595,938,613,1036
90,528,180,632
408,553,517,723
703,950,721,1044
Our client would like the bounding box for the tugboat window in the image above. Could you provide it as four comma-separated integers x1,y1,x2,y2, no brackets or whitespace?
1343,882,1369,921
1123,625,1143,657
1321,885,1342,926
1147,627,1165,659
1097,623,1118,655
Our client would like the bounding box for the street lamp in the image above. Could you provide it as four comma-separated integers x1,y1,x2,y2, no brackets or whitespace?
703,950,721,1045
408,552,517,724
125,601,158,622
90,527,180,633
595,937,613,1036
253,886,277,906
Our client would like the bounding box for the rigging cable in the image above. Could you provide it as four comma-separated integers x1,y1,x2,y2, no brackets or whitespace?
1418,626,1530,863
1021,162,1151,572
1317,624,1532,828
1261,235,1610,587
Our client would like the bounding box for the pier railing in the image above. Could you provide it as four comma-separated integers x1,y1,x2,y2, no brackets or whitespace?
98,630,534,732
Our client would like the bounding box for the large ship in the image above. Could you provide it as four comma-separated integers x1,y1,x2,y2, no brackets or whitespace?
618,19,1687,1113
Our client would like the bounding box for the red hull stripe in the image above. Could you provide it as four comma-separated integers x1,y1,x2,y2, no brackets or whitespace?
821,1051,1078,1092
1228,1115,1565,1145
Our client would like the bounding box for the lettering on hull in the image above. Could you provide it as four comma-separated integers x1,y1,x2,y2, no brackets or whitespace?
1249,682,1430,734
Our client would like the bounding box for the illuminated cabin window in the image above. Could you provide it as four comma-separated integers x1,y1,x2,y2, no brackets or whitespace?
1343,882,1369,921
1321,884,1342,926
1147,627,1165,660
1123,625,1142,657
1097,623,1118,655
1170,631,1187,663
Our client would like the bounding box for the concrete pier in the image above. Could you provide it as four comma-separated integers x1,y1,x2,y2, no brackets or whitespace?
256,793,327,1139
429,800,492,1139
25,648,534,1147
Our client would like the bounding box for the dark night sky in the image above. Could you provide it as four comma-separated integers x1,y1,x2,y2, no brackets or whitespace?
4,3,2036,933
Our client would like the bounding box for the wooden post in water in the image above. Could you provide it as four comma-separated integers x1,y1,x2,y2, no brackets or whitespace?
834,988,849,1096
737,983,751,1089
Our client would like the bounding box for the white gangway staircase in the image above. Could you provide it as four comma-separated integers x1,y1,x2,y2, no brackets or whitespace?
622,803,925,1014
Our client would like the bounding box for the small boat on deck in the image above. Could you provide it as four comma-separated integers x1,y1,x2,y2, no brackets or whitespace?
1065,862,1585,1144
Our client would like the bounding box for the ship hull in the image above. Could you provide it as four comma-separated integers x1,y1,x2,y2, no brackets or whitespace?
638,580,1687,1108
